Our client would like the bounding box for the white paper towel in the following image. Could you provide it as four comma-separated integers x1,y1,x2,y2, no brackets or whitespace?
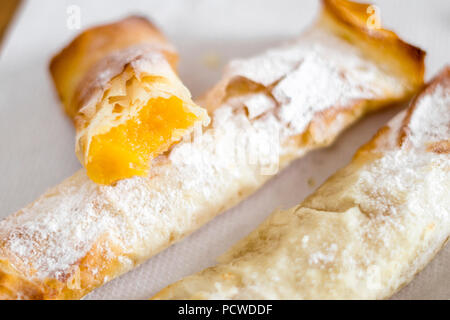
0,0,448,300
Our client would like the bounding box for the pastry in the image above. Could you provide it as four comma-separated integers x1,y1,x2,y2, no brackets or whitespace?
50,16,209,185
0,0,425,299
153,66,449,300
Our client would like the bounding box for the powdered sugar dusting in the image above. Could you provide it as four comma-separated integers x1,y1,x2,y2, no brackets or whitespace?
358,149,449,219
407,84,450,149
309,243,338,265
0,26,411,282
223,28,403,137
0,172,114,279
352,82,450,275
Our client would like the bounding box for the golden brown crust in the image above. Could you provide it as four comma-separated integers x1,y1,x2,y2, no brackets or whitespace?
0,260,44,300
354,67,449,163
201,0,425,123
152,66,449,300
2,1,428,300
49,15,177,119
49,16,207,183
0,223,136,299
321,0,425,92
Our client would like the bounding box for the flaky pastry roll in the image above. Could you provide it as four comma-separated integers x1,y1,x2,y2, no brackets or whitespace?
50,16,208,185
1,0,424,299
153,66,450,300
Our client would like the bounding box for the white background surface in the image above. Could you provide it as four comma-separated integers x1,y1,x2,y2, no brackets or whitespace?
0,0,448,299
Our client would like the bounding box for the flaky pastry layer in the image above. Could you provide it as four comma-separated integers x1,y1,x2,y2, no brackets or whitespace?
50,16,208,184
1,0,425,299
153,67,449,300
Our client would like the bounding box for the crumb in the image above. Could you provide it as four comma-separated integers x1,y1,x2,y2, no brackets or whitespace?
307,177,316,188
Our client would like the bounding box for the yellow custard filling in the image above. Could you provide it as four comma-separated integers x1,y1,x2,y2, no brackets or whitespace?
86,96,198,184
